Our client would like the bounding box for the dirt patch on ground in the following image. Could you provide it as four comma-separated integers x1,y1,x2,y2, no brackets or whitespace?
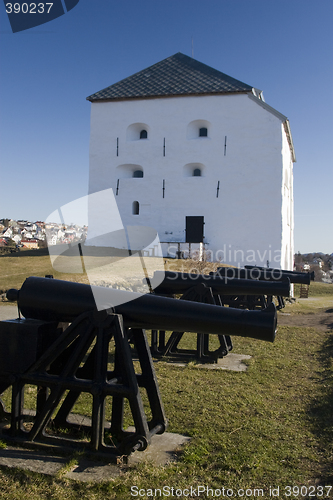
278,308,333,332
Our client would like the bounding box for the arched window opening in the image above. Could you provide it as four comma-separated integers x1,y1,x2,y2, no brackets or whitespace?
127,123,149,141
183,162,205,177
187,120,211,140
132,201,140,215
133,170,143,178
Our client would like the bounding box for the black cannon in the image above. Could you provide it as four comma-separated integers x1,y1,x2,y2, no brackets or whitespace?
0,276,277,462
147,271,289,362
152,271,291,297
214,266,313,285
244,265,315,282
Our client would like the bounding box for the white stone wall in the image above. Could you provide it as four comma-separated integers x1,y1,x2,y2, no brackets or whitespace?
88,93,293,267
281,125,294,270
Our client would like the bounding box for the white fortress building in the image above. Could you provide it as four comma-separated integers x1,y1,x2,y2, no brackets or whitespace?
87,53,295,268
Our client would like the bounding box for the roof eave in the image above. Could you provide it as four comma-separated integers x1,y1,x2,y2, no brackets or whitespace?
284,119,296,163
248,94,296,163
86,90,252,103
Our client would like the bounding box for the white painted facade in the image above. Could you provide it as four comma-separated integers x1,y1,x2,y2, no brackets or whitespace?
88,92,295,269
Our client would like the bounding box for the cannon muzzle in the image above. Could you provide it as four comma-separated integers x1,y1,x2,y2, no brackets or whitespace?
151,271,290,297
7,276,277,342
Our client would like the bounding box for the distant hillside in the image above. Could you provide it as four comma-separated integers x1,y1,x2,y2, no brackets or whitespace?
294,252,333,283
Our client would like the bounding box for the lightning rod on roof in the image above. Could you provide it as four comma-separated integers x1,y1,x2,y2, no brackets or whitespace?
191,36,194,58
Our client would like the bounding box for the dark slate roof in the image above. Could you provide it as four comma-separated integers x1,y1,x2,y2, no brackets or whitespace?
87,53,253,102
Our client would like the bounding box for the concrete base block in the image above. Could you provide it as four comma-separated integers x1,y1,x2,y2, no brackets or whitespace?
0,446,67,475
196,353,251,371
0,430,191,482
160,353,251,371
128,429,191,467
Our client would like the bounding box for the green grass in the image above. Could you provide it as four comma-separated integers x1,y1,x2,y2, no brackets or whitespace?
281,282,333,315
0,254,89,295
0,255,332,498
294,281,333,297
0,255,220,296
281,298,333,315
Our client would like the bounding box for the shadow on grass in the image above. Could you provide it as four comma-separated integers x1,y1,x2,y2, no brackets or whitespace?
0,247,50,258
1,244,130,259
324,308,333,330
308,331,333,484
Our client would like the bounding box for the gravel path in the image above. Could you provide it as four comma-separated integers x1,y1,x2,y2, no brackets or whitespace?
278,307,333,332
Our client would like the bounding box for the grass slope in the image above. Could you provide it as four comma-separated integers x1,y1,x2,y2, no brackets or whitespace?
0,255,332,498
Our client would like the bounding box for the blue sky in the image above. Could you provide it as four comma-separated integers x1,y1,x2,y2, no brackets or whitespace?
0,0,332,254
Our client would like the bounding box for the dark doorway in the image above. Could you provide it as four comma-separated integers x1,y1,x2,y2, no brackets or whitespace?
185,216,204,243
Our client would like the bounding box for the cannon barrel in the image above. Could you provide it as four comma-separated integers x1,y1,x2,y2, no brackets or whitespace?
151,271,290,297
7,276,277,342
244,265,315,281
215,266,312,285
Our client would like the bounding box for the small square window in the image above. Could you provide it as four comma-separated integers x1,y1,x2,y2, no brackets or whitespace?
133,170,143,178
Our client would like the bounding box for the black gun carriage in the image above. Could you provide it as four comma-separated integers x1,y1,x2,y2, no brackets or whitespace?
212,265,313,310
0,276,277,462
147,270,290,363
